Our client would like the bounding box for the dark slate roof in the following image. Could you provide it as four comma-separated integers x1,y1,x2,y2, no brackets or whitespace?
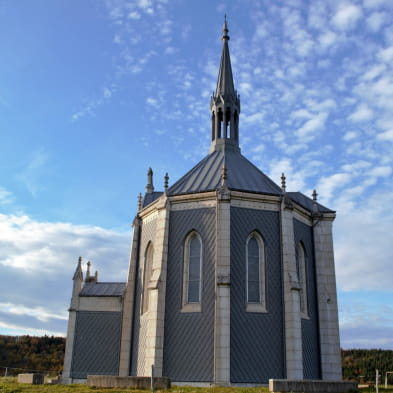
288,192,334,213
143,192,163,207
168,147,282,196
80,282,126,297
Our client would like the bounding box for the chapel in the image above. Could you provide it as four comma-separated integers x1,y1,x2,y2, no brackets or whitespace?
62,20,342,385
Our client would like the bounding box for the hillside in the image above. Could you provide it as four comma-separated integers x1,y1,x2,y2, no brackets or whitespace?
341,349,393,382
0,335,65,375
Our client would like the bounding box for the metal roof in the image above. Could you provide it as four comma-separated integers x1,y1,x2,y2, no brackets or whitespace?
143,192,163,207
80,282,126,297
288,192,334,213
168,145,283,196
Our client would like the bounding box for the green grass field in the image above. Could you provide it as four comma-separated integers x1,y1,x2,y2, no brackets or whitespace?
1,378,393,393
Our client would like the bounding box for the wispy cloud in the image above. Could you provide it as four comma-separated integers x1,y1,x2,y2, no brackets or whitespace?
16,148,50,196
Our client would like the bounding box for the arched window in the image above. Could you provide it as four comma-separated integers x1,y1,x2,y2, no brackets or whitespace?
246,232,266,312
142,242,153,315
182,231,202,312
296,242,308,318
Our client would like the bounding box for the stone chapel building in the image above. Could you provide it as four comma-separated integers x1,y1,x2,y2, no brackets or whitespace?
62,21,342,385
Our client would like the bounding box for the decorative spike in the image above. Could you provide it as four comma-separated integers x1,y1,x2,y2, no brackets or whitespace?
164,172,169,192
85,261,91,282
138,193,143,211
312,189,318,201
281,173,286,192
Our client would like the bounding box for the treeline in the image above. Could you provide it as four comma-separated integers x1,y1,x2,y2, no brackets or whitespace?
1,335,393,380
342,349,393,382
0,335,65,375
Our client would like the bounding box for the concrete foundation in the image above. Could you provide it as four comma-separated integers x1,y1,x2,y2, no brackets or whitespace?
269,379,358,393
17,373,44,385
87,375,171,389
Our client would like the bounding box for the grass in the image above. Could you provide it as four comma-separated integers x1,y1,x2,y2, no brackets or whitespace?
1,379,393,393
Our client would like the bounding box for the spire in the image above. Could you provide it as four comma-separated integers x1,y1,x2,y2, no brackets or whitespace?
210,18,240,153
73,256,83,281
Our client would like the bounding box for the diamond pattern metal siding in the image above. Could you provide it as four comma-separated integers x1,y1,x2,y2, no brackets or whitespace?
130,218,157,376
294,219,321,380
230,207,284,383
70,311,121,379
163,208,215,382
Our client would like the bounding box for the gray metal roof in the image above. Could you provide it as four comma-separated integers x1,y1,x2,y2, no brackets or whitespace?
80,282,126,297
288,192,334,213
168,145,283,196
143,192,163,207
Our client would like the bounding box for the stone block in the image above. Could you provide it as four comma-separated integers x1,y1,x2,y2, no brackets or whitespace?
87,375,171,389
17,373,44,384
269,379,357,393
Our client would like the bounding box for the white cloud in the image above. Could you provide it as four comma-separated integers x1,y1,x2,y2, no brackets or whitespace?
296,112,328,139
0,213,130,276
0,213,130,335
378,45,393,63
0,187,13,205
128,11,141,19
348,103,374,122
318,30,338,49
146,97,159,107
362,64,386,81
317,172,352,204
0,303,67,323
331,3,363,31
335,190,393,292
16,148,50,196
343,130,359,141
363,0,388,9
366,11,387,32
377,128,393,141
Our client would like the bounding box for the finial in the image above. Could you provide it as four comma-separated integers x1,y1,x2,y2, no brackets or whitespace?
146,167,154,194
85,261,91,282
138,192,142,211
312,189,319,214
281,173,286,192
164,172,169,192
221,164,228,187
222,16,229,41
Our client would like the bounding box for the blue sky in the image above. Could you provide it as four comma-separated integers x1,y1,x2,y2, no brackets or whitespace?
0,0,392,349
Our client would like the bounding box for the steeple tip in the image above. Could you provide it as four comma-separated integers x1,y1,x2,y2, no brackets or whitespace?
222,15,229,41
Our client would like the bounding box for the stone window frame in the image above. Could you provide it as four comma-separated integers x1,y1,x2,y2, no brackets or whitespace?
245,231,267,313
141,241,153,315
181,230,202,313
296,241,309,319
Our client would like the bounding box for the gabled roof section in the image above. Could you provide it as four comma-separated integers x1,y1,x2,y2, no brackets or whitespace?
288,192,334,214
80,282,126,297
168,146,282,196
